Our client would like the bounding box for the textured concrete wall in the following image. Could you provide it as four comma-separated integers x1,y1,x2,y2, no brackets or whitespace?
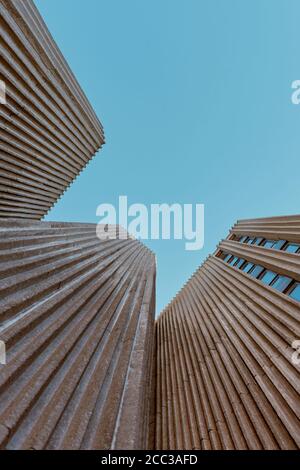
154,215,300,450
0,219,156,450
0,0,104,220
1,0,299,452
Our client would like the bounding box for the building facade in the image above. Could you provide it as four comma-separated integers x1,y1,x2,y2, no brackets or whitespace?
0,0,299,452
154,215,300,450
0,0,156,451
0,0,104,220
0,219,156,449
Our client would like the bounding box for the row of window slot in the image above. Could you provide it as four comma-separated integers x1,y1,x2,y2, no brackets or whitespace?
232,235,300,254
219,252,300,302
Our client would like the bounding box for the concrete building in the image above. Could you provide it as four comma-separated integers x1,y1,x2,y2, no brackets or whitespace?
154,215,300,450
0,0,104,220
0,219,156,449
0,0,156,451
0,214,299,450
0,0,299,452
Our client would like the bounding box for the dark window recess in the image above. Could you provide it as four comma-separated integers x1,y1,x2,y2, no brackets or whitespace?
289,283,300,301
246,238,255,244
240,236,248,243
229,256,239,266
242,262,254,273
260,270,278,286
223,253,232,262
249,265,265,279
271,275,293,293
284,243,300,254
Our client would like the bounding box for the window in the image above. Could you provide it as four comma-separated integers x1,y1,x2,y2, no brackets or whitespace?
235,258,246,269
272,240,287,250
218,246,300,302
242,262,254,273
236,234,300,254
229,256,239,266
249,265,265,279
253,237,264,246
289,283,300,302
283,243,300,254
263,239,290,250
260,270,278,285
262,240,276,249
271,275,293,293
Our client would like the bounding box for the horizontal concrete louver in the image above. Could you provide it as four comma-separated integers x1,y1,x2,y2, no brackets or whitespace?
230,214,300,243
0,219,156,450
0,0,105,220
154,215,300,450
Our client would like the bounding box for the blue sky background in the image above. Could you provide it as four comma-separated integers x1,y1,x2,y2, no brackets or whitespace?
36,0,300,314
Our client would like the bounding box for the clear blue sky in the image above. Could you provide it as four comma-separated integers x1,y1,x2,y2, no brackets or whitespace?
36,0,300,314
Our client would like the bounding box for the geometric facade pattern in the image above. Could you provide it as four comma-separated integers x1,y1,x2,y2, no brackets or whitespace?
154,215,300,450
0,0,104,220
0,219,156,449
0,0,299,452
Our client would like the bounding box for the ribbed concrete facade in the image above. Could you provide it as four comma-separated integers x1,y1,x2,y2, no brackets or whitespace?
154,215,300,450
0,219,156,450
0,0,104,220
1,0,299,453
0,0,158,451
